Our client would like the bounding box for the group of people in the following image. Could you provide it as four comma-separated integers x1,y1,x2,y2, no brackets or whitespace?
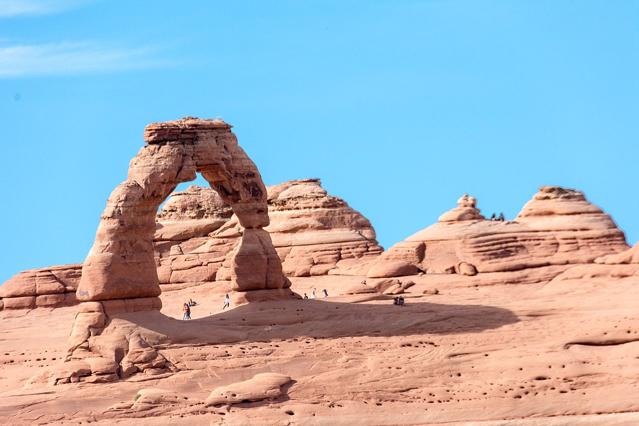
489,212,506,221
303,288,329,299
393,296,406,306
182,294,231,320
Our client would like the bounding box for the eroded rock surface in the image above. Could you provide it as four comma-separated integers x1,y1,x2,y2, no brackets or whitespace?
77,117,286,304
205,373,292,406
155,178,383,285
0,264,81,310
369,186,628,278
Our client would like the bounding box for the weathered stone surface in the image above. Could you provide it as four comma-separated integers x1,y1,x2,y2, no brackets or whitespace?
0,264,81,299
367,260,419,278
369,186,628,278
155,178,383,285
2,295,36,310
2,178,381,308
75,117,284,303
596,243,639,265
205,373,292,406
35,293,67,307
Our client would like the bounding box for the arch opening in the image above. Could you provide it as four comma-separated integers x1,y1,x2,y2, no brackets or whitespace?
75,117,288,304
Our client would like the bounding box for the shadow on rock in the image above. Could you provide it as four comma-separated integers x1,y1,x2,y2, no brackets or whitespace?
113,298,520,346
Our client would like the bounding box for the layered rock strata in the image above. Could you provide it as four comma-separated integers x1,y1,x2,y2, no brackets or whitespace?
155,179,383,285
1,179,381,310
0,264,81,310
369,186,629,278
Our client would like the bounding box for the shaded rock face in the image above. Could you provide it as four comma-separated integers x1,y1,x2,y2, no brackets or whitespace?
76,117,287,304
369,186,629,278
155,178,383,285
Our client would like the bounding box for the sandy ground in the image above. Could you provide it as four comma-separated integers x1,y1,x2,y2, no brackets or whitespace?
1,271,639,425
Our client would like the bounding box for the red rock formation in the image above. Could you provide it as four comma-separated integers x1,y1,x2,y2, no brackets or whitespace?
52,118,292,383
155,179,382,285
1,179,381,309
0,264,81,310
369,186,629,278
595,243,639,264
76,117,286,306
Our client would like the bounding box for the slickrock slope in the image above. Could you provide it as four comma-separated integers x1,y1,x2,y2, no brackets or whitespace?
2,272,639,425
369,186,628,278
153,178,383,286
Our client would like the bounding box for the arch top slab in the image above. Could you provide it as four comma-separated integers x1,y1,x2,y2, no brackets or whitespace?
144,117,270,229
76,117,286,303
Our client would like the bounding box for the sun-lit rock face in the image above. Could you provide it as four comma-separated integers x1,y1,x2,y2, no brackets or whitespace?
0,264,81,310
596,243,639,265
0,179,382,310
154,178,383,285
368,186,629,278
75,117,287,305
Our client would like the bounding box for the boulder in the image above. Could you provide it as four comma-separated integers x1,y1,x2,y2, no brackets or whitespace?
205,373,292,406
367,260,420,278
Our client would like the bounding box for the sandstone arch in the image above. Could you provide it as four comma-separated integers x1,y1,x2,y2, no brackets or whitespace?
76,117,288,305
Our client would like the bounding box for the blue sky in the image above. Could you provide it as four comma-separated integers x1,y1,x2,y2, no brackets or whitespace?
1,0,638,282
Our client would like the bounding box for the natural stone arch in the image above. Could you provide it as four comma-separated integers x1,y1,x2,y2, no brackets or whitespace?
76,117,288,304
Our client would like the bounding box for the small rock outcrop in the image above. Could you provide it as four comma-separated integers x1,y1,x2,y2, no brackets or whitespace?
205,373,292,407
368,186,628,278
0,264,81,310
595,243,639,265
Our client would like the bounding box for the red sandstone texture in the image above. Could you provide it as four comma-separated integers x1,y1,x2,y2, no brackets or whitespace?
0,178,381,309
368,186,628,279
1,118,638,425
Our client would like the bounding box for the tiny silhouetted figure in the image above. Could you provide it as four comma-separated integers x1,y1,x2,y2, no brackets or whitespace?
322,289,328,298
490,213,496,221
311,288,316,299
182,303,191,320
393,297,399,305
498,212,505,221
304,293,308,299
223,294,231,310
398,296,405,306
188,298,197,307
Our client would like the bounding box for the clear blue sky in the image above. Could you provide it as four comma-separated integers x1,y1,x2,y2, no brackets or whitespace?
1,0,638,282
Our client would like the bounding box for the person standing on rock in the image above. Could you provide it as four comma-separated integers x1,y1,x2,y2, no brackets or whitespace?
322,289,328,298
223,294,231,310
311,288,316,299
183,303,191,320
